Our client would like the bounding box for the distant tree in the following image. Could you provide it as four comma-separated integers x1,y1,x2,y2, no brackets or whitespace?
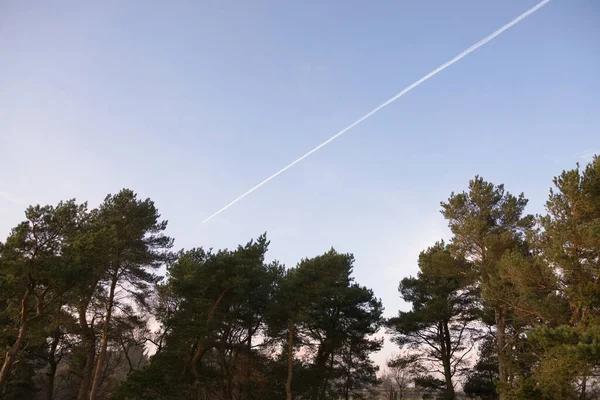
332,335,381,400
380,373,399,400
414,375,447,400
464,334,499,400
384,353,426,400
387,242,479,400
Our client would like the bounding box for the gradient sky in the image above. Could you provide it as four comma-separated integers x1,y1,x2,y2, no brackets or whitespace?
1,0,599,367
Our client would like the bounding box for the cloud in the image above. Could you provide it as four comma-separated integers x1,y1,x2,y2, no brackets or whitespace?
300,62,328,75
0,191,30,206
577,149,599,162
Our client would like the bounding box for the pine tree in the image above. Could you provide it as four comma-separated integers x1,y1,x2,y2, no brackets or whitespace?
0,201,84,395
532,156,600,399
387,242,478,400
88,190,173,400
441,177,534,399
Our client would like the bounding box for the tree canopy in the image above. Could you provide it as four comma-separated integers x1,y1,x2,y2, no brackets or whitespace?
1,155,599,400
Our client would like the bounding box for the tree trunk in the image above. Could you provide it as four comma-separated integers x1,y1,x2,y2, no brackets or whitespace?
243,322,252,400
225,369,234,400
310,340,332,400
189,288,229,382
45,328,62,400
46,360,57,400
441,322,455,400
285,316,295,400
344,376,350,400
0,286,31,392
77,330,96,400
89,274,118,400
580,376,587,400
76,284,98,400
496,306,508,400
317,350,335,400
310,351,325,400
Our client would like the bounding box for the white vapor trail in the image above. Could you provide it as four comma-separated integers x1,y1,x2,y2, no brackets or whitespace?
202,0,551,223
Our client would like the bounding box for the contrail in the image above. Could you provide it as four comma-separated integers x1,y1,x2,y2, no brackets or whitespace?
202,0,551,223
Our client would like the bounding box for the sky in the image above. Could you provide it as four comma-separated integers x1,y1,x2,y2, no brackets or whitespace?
1,0,599,368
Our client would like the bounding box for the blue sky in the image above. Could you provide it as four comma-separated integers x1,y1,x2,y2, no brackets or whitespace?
1,0,599,366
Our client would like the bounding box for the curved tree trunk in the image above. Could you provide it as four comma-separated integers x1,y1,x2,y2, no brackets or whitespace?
189,288,229,383
0,286,31,393
311,339,333,400
76,283,98,400
89,274,118,400
310,350,327,400
45,328,62,400
77,328,96,400
45,359,57,400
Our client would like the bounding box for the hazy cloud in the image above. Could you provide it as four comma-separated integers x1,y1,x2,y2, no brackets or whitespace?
0,191,26,205
300,62,328,75
577,149,599,162
0,191,37,207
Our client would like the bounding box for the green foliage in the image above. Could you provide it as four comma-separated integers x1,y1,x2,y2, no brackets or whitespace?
440,176,535,399
2,155,600,400
0,200,86,396
96,189,174,307
524,156,600,398
289,250,384,400
464,335,498,400
387,242,478,400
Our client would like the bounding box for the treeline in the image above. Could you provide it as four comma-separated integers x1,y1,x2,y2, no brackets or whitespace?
0,156,599,400
0,190,383,400
384,156,600,400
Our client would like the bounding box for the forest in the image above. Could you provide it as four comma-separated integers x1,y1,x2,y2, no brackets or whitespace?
1,155,599,400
